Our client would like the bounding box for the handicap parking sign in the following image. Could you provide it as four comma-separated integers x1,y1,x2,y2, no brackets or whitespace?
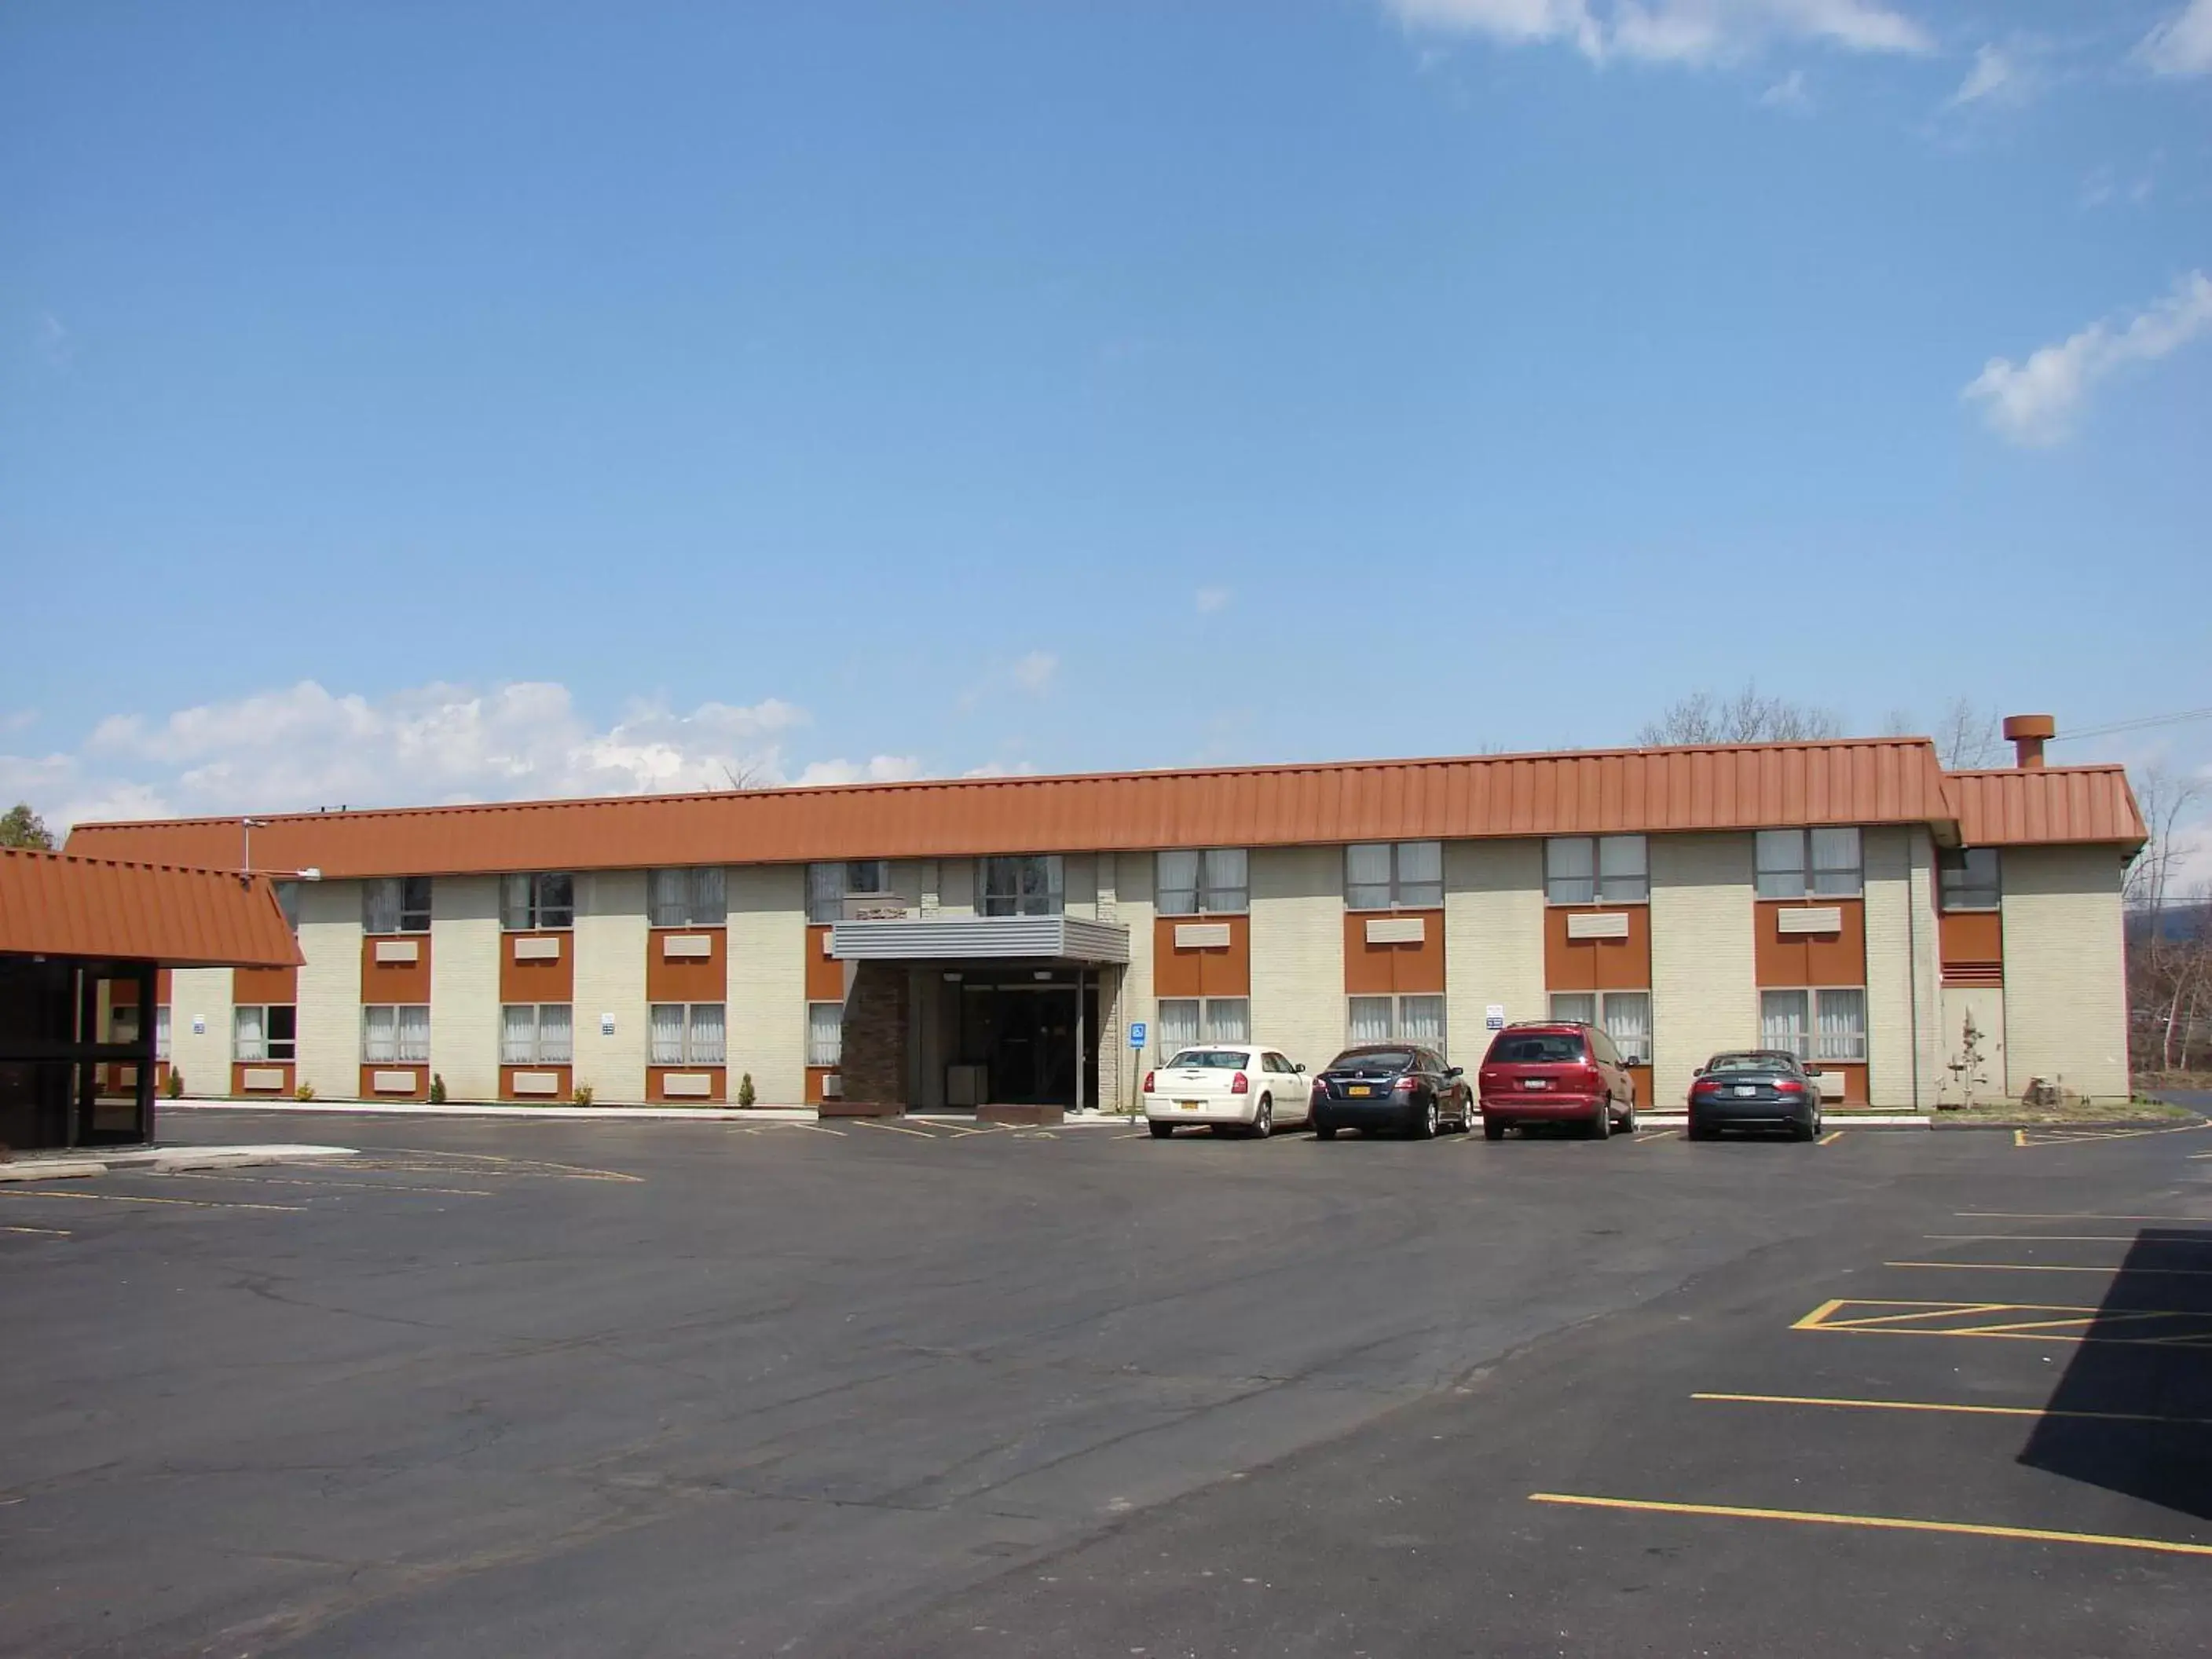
1128,1021,1148,1049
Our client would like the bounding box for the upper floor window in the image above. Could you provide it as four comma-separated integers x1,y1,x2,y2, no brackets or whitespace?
1939,848,2001,912
1756,828,1861,900
807,860,892,924
500,872,575,931
1157,848,1249,916
363,877,432,935
650,867,727,928
274,880,302,932
1345,841,1442,910
1545,836,1648,905
980,855,1064,917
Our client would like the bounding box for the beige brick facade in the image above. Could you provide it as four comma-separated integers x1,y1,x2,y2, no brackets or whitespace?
728,863,807,1106
1863,826,1941,1110
294,880,361,1101
573,870,647,1103
167,965,233,1100
1249,845,1345,1075
1650,832,1757,1108
430,874,502,1102
1445,838,1547,1059
1936,984,2008,1107
2001,844,2131,1101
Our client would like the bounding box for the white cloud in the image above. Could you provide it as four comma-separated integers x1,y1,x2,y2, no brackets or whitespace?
1382,0,1931,65
1947,44,2015,106
961,760,1040,779
2141,0,2212,75
1195,585,1232,614
1962,270,2212,446
1759,68,1811,108
9,679,940,832
1010,651,1059,694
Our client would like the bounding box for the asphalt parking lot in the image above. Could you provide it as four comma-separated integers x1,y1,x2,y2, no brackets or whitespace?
2,1110,2208,1657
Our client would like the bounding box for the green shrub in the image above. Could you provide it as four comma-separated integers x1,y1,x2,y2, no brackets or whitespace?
429,1073,447,1104
164,1068,185,1100
737,1072,756,1108
295,1082,317,1102
571,1083,595,1106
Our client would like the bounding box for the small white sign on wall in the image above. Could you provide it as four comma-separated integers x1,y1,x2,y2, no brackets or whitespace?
1485,1004,1507,1030
599,1013,617,1037
192,1015,207,1035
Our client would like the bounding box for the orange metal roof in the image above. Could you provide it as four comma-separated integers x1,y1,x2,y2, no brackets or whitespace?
1947,766,2147,848
63,738,1968,879
0,848,304,968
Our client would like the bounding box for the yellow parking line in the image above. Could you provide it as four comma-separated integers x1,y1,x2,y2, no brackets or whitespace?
1818,1130,1845,1145
784,1122,848,1136
1527,1493,2212,1558
2,1223,71,1236
0,1188,306,1214
855,1119,937,1138
1888,1261,2212,1277
1927,1234,2212,1245
170,1173,496,1197
1691,1391,2212,1426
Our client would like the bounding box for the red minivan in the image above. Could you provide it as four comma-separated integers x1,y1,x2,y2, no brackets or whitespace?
1478,1021,1638,1141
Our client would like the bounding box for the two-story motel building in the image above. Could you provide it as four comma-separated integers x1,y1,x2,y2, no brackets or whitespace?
64,723,2145,1116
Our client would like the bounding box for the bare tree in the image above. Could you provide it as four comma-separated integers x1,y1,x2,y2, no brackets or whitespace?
1933,697,2003,770
2125,766,2210,1075
716,761,767,791
1636,684,1842,747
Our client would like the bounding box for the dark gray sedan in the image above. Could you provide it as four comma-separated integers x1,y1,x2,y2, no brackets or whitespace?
1686,1050,1825,1141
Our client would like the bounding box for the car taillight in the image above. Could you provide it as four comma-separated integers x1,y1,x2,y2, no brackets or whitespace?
1692,1079,1720,1096
1393,1075,1417,1093
1577,1064,1602,1092
1776,1079,1805,1095
1230,1071,1249,1094
1142,1071,1155,1094
1479,1071,1500,1089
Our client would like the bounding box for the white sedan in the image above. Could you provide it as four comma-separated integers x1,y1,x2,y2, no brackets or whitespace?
1142,1045,1313,1138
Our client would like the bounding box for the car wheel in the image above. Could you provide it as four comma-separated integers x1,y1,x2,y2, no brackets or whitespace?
1459,1091,1477,1133
1413,1097,1438,1140
1252,1096,1274,1139
1686,1116,1713,1142
1148,1121,1174,1139
1791,1109,1818,1143
1619,1096,1638,1133
1314,1122,1338,1141
1587,1101,1610,1141
1482,1119,1505,1142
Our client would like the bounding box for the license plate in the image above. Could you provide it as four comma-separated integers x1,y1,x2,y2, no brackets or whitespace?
1735,1085,1756,1097
1522,1079,1548,1090
1177,1100,1204,1111
1348,1085,1372,1097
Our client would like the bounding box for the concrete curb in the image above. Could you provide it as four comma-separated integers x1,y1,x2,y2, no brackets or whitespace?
163,1100,820,1124
1639,1112,1928,1130
0,1159,109,1182
0,1145,359,1182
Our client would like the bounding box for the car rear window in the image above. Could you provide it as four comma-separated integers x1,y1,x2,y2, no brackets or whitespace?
1328,1049,1415,1074
1164,1049,1250,1071
1487,1033,1588,1064
1708,1053,1792,1073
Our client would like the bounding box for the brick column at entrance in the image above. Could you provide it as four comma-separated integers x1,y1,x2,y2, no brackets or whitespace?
839,961,910,1110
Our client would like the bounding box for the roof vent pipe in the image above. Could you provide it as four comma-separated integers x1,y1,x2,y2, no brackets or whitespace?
2001,713,2055,770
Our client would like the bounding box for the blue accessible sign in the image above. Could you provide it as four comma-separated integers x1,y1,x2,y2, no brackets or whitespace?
1128,1021,1148,1049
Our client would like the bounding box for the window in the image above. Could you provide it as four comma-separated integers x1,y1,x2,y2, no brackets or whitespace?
1940,848,2001,912
1756,828,1861,900
1155,997,1248,1056
1347,994,1445,1046
807,861,892,924
500,1003,572,1065
1545,836,1648,905
500,873,575,931
155,1005,171,1062
234,1005,297,1062
362,1005,431,1064
274,881,302,932
1544,991,1650,1064
1760,988,1866,1063
650,867,727,928
980,855,1064,917
807,1002,844,1068
362,877,432,935
650,1003,727,1066
1344,841,1443,910
1156,848,1250,916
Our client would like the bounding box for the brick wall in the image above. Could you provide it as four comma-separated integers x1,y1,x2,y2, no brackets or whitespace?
294,879,361,1100
573,870,647,1103
2002,844,2130,1101
839,960,910,1108
1650,832,1758,1108
1445,838,1546,1060
430,874,501,1101
1249,845,1344,1074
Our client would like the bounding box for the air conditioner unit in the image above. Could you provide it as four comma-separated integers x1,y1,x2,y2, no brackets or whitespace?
946,1063,988,1108
820,1072,844,1100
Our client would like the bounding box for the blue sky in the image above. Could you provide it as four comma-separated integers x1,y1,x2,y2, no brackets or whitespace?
2,0,2208,840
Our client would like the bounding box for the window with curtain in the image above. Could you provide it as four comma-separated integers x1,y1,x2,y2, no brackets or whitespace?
362,877,432,935
1813,987,1866,1060
1156,849,1249,916
1344,842,1441,910
1203,998,1250,1043
397,1005,430,1062
1347,996,1393,1044
364,1005,398,1063
500,873,575,930
155,1006,171,1062
1757,830,1861,899
500,1004,572,1064
1544,836,1649,905
233,1005,295,1062
649,1003,726,1065
1400,995,1445,1045
1347,994,1444,1046
1548,992,1598,1025
1760,990,1811,1060
980,855,1064,917
1811,828,1862,897
807,1002,844,1068
1155,999,1201,1056
1598,836,1648,903
1939,848,2001,911
649,1003,687,1065
1755,831,1807,900
806,862,892,923
650,868,727,928
1602,991,1652,1065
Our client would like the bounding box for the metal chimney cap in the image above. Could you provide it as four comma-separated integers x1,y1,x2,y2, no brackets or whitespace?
2001,714,2056,742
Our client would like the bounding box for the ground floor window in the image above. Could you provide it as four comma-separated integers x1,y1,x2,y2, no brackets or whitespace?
807,1002,844,1068
155,1006,171,1062
651,1002,727,1065
1346,994,1445,1047
363,1005,431,1064
234,1005,296,1063
1760,987,1866,1063
500,1003,573,1065
1547,991,1652,1065
1155,997,1249,1055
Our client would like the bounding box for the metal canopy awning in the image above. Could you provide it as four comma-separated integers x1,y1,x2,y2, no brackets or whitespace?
828,915,1130,965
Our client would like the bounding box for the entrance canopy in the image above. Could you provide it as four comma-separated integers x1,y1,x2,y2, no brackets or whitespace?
828,915,1130,965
